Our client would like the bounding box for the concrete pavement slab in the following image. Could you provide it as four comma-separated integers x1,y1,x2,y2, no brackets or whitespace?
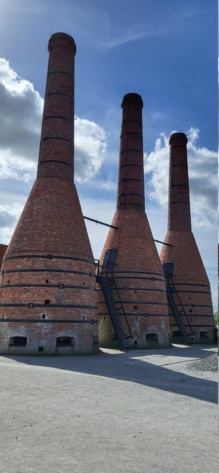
0,344,217,473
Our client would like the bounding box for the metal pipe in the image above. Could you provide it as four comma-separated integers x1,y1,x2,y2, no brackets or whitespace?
83,216,118,229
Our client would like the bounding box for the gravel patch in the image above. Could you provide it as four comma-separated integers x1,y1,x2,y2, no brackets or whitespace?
187,353,218,372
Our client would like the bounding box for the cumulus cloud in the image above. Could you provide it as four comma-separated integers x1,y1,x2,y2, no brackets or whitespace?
101,169,117,192
144,127,217,229
0,58,43,182
0,203,24,244
0,58,107,185
74,116,107,183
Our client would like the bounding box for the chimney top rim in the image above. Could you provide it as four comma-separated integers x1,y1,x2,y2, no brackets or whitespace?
121,93,143,109
48,32,76,53
169,132,188,145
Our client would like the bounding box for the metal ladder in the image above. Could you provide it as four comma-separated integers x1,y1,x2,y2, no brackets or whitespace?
96,260,133,351
163,263,194,345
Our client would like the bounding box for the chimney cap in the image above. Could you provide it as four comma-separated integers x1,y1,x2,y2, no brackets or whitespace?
121,93,143,109
169,132,188,145
48,32,76,54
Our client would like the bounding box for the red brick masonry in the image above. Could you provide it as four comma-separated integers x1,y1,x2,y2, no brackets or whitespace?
0,245,7,269
0,33,98,355
160,133,215,343
97,93,170,348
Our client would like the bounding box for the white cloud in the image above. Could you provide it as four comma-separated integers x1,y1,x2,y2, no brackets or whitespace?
74,116,108,183
0,203,24,244
0,58,43,183
101,23,167,50
144,127,217,229
0,58,43,156
101,169,117,192
0,59,108,185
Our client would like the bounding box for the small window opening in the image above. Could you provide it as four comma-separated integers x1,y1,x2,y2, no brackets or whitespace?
200,331,210,340
38,347,44,352
7,279,10,284
42,314,46,319
189,309,193,313
172,331,181,338
134,305,138,309
45,299,50,305
146,333,158,341
9,336,27,347
56,337,73,347
134,340,138,346
46,280,49,283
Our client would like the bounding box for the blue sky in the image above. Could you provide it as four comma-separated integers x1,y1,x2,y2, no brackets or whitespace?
0,0,217,308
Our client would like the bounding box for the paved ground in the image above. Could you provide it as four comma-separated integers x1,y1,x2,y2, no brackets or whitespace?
0,344,218,473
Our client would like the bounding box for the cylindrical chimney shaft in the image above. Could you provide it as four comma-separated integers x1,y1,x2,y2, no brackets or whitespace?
117,93,145,210
168,132,191,231
37,33,76,181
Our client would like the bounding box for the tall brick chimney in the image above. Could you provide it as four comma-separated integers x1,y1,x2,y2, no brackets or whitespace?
97,93,170,349
160,132,215,343
0,33,98,355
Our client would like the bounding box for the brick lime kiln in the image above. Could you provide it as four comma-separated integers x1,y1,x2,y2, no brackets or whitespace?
160,132,215,344
0,33,98,355
97,93,170,349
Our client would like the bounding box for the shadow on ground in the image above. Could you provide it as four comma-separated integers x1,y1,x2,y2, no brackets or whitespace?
2,344,217,404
